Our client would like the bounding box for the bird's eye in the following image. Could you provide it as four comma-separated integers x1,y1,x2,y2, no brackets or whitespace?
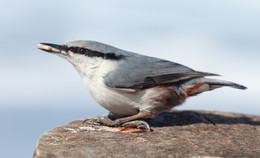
79,48,86,54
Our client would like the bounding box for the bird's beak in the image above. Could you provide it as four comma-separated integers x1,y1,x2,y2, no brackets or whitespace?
38,43,64,54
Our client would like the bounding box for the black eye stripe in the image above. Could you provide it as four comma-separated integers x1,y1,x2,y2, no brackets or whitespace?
67,46,125,60
68,47,77,53
68,47,86,54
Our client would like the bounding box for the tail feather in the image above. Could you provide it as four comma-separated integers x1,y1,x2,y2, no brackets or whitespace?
181,78,247,96
207,81,247,90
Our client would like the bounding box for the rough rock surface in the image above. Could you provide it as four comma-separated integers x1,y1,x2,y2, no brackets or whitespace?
33,110,260,158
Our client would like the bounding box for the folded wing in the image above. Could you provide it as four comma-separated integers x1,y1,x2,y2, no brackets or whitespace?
104,55,218,89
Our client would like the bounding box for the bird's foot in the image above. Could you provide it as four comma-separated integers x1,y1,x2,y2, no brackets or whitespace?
96,115,124,126
83,115,151,132
82,115,122,126
122,120,151,131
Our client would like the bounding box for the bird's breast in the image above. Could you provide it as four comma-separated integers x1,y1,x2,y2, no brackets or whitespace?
83,76,140,115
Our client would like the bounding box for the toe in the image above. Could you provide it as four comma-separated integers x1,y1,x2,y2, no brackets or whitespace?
122,120,151,131
97,116,121,127
83,118,101,126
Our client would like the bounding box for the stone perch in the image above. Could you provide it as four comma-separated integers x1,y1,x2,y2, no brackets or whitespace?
33,110,260,158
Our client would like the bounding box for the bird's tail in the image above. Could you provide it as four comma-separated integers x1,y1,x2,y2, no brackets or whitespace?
181,77,247,96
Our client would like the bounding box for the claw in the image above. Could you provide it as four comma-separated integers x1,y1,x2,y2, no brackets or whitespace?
82,118,101,126
122,120,151,131
96,115,119,126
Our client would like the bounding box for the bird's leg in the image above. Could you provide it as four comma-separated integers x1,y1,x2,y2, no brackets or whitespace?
97,111,153,130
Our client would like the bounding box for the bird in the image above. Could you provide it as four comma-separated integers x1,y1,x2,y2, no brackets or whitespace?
38,40,247,130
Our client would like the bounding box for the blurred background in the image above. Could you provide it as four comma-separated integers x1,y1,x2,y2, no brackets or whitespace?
0,0,259,157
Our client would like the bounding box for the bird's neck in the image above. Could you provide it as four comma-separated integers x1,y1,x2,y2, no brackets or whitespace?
69,57,118,93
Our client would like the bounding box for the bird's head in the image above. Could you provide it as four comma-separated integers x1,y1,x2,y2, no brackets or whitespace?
38,40,126,63
38,40,128,81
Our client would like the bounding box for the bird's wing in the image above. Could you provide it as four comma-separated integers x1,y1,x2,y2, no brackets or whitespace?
104,55,217,89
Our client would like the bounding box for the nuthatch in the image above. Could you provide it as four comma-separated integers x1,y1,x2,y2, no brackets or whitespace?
38,40,246,130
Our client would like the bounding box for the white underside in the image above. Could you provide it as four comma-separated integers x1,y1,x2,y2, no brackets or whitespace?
83,75,165,115
86,79,141,115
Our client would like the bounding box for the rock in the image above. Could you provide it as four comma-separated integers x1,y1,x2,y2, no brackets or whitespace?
33,110,260,158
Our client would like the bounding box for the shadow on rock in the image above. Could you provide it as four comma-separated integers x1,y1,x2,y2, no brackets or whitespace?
146,111,260,127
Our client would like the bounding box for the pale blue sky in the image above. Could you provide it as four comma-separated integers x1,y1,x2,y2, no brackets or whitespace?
0,1,259,157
